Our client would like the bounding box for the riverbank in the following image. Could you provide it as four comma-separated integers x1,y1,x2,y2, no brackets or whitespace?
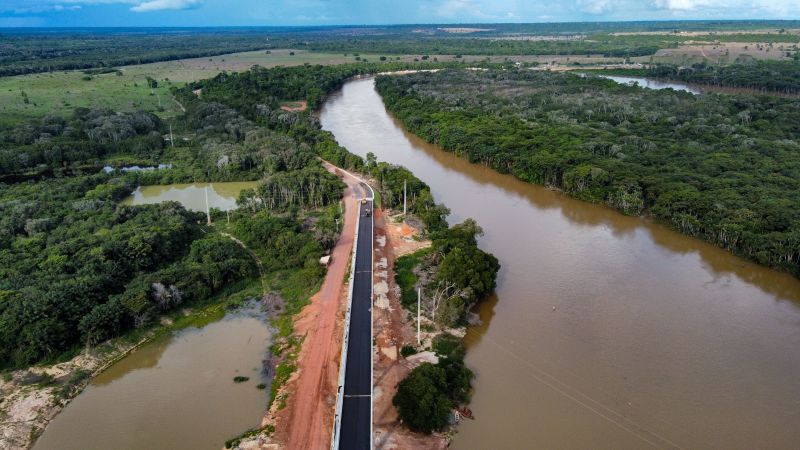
375,69,800,279
319,75,800,449
0,281,262,450
372,208,452,449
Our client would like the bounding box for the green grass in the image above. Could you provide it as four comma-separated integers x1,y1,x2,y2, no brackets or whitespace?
0,49,409,126
269,361,296,410
0,69,183,126
264,267,324,316
372,186,382,209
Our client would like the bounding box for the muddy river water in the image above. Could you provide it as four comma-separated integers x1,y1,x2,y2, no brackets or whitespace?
34,305,270,450
321,77,800,449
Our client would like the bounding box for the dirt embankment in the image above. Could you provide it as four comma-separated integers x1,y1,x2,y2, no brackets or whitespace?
0,334,154,450
233,162,361,450
235,165,450,450
372,209,448,450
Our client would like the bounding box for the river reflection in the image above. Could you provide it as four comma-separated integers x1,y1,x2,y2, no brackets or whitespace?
321,77,800,449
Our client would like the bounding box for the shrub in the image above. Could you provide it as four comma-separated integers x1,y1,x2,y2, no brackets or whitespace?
431,333,464,359
392,363,451,433
400,345,418,357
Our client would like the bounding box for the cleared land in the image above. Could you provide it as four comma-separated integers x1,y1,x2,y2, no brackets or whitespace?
0,49,412,125
0,49,613,125
647,41,798,64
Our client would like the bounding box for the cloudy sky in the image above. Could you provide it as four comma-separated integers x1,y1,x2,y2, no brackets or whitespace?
0,0,798,27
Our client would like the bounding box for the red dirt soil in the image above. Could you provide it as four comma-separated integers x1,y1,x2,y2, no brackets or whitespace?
372,210,447,450
268,163,363,449
279,101,308,112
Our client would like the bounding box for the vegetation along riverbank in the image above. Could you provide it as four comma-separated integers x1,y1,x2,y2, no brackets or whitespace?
183,62,500,446
376,68,800,277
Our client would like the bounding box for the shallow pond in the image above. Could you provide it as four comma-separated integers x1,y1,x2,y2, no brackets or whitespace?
122,181,259,212
33,304,271,450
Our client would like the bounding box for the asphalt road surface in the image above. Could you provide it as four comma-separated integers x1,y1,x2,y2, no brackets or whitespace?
339,189,373,450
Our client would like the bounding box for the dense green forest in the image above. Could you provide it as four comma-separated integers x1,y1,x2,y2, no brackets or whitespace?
186,60,478,114
0,61,501,372
393,334,473,433
0,108,340,369
186,62,494,245
377,69,800,277
0,64,360,368
0,175,253,367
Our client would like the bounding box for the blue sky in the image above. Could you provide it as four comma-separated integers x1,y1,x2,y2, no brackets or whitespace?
0,0,798,27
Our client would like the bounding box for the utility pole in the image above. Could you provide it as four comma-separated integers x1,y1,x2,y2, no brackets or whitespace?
403,180,407,215
417,287,421,345
205,186,211,225
169,123,175,148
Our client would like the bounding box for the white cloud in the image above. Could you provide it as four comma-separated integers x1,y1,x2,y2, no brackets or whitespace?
0,0,201,13
578,0,613,14
652,0,711,11
130,0,201,12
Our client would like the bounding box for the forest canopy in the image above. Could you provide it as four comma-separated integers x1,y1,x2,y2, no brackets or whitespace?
376,69,800,276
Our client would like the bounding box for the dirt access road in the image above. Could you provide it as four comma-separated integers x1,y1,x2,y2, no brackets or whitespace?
275,162,368,450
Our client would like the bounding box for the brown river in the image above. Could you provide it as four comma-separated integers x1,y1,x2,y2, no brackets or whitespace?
320,77,800,449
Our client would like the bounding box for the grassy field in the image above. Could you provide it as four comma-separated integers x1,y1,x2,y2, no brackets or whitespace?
0,48,641,126
0,68,185,125
0,49,413,125
2,39,795,126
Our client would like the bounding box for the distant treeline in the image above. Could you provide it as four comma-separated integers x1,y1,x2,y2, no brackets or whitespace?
303,35,664,58
376,69,800,277
5,22,800,77
0,33,271,77
646,60,800,95
184,60,484,113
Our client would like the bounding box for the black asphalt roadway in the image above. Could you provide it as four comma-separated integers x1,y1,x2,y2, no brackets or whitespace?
339,187,373,450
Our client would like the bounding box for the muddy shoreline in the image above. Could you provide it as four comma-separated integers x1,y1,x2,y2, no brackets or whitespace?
1,297,270,450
